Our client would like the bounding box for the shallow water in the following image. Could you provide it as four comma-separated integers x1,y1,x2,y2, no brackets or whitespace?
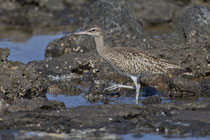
46,93,102,107
123,134,210,140
0,34,63,63
0,130,209,140
46,93,138,108
46,92,204,108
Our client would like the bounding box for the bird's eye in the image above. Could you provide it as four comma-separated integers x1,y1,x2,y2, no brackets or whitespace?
91,29,96,32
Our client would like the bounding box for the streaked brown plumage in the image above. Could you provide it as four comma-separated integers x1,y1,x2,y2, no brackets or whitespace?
101,47,187,77
74,26,190,103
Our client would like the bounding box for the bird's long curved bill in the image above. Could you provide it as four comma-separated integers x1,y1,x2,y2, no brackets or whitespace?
73,31,88,35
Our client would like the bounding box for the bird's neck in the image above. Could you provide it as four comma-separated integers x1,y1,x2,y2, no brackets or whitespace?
94,35,110,57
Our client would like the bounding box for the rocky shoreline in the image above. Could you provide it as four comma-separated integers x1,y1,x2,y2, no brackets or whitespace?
0,0,210,139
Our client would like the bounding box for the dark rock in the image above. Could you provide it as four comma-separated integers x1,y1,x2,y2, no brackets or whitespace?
6,98,65,113
141,75,169,92
142,96,162,105
130,0,210,35
0,48,10,61
0,48,47,101
0,102,210,136
0,1,20,11
45,34,96,58
82,0,143,46
177,6,210,44
200,78,210,96
39,0,65,11
0,0,95,38
141,87,159,97
169,76,202,97
173,6,210,76
131,0,179,24
28,51,101,95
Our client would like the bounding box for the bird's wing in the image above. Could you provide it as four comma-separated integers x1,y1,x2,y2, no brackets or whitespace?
113,47,189,75
113,47,172,64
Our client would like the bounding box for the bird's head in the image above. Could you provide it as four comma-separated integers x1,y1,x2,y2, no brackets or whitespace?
74,26,102,37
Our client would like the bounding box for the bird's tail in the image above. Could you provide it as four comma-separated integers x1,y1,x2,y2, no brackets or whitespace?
168,68,192,76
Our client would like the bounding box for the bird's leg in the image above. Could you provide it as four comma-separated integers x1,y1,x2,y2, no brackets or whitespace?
103,84,134,92
130,76,141,104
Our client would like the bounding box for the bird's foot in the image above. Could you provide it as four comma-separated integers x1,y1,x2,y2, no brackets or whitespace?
103,84,134,92
103,84,121,92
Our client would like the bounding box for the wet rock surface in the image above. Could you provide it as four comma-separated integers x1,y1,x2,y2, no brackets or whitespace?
1,101,210,137
0,48,47,102
0,0,210,139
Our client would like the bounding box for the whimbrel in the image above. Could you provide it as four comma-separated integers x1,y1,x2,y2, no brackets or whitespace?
74,26,191,103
